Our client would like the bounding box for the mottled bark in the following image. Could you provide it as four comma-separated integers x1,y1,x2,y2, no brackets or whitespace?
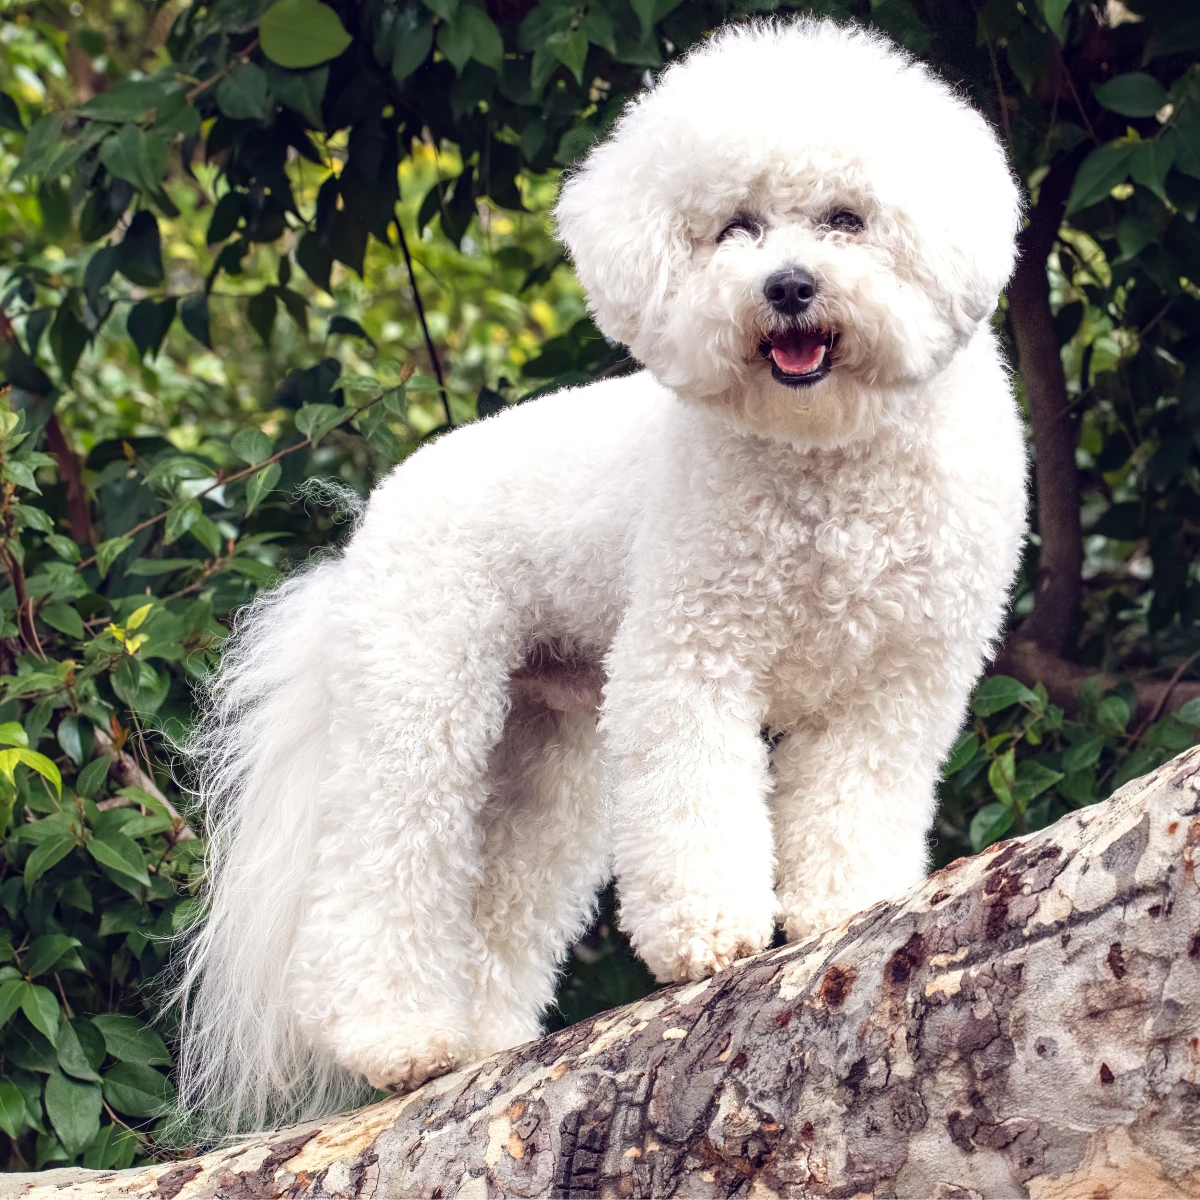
6,748,1200,1200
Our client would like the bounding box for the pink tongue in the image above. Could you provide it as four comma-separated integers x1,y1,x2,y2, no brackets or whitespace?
771,333,825,374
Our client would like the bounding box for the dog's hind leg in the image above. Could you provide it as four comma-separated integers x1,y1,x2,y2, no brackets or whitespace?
471,678,609,1057
286,581,523,1095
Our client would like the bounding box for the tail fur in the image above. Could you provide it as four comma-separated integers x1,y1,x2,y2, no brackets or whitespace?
168,557,372,1139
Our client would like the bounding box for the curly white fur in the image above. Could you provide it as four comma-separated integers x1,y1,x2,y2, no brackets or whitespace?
174,17,1027,1136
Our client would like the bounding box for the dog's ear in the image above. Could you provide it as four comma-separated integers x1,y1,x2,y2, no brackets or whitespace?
933,111,1023,334
554,130,681,350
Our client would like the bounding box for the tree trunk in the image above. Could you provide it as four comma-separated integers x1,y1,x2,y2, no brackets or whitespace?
1006,155,1084,658
7,748,1200,1200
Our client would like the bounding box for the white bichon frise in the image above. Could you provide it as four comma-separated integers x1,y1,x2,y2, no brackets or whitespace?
176,18,1027,1134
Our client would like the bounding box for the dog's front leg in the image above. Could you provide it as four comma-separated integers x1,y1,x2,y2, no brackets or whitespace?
770,708,945,942
602,616,779,984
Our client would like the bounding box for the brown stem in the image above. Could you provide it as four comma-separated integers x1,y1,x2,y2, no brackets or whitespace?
92,726,196,843
1006,154,1084,656
43,413,93,547
992,639,1200,724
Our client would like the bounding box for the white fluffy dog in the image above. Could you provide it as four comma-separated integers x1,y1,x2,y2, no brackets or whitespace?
176,18,1027,1134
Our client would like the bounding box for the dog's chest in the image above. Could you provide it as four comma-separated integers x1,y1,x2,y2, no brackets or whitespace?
718,449,993,707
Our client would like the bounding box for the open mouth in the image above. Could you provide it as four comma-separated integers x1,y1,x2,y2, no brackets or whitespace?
759,328,836,388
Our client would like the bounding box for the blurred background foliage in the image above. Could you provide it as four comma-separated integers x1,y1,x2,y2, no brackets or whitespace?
0,0,1197,1170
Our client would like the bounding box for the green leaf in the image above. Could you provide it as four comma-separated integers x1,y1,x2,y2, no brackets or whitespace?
245,462,282,515
0,90,25,133
1129,135,1176,202
227,557,278,587
1013,760,1063,805
90,1015,170,1067
111,659,169,717
99,125,153,192
328,315,376,347
1062,734,1105,774
55,1018,102,1083
973,675,1038,717
554,27,588,85
0,721,29,748
45,534,80,563
13,114,65,182
392,13,434,82
45,1067,102,1158
1112,747,1161,790
1037,0,1070,40
21,985,60,1043
3,459,41,494
260,0,353,68
1175,697,1200,726
1093,73,1168,118
216,62,273,122
116,211,163,288
987,749,1016,808
94,536,132,578
296,402,343,443
127,297,177,361
81,80,172,122
16,753,63,801
14,503,52,533
40,602,84,641
23,835,74,893
164,498,202,544
180,292,212,349
101,1062,175,1118
267,65,329,128
969,802,1014,852
0,980,26,1028
24,935,81,979
83,1122,139,1170
247,290,278,346
941,731,979,777
87,832,150,888
231,427,274,465
190,514,224,557
75,756,112,800
0,1079,25,1139
56,714,92,767
1058,768,1096,807
1066,142,1134,214
1097,694,1132,733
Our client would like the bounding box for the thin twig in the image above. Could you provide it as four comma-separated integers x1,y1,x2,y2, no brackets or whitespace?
75,381,407,573
183,38,259,103
395,217,454,428
1131,647,1200,742
54,972,74,1018
93,726,196,843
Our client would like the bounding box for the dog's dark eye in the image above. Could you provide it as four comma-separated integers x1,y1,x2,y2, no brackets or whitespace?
824,210,865,234
717,215,763,243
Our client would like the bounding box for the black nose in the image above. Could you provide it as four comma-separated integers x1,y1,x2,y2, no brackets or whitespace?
764,267,817,315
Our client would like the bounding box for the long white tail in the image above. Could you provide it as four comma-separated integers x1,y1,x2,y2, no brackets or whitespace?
169,556,372,1139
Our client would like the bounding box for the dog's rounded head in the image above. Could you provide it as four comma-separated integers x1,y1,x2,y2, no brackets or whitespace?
555,19,1021,447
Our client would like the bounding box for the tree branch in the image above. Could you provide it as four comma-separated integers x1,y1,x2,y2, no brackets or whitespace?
43,413,93,548
11,747,1200,1197
993,637,1200,722
92,726,195,843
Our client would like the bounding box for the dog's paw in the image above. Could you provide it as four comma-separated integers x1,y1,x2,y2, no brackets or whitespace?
779,896,869,944
630,893,779,984
324,1012,474,1094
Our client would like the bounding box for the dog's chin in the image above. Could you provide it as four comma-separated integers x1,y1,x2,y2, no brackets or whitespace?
758,329,837,390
